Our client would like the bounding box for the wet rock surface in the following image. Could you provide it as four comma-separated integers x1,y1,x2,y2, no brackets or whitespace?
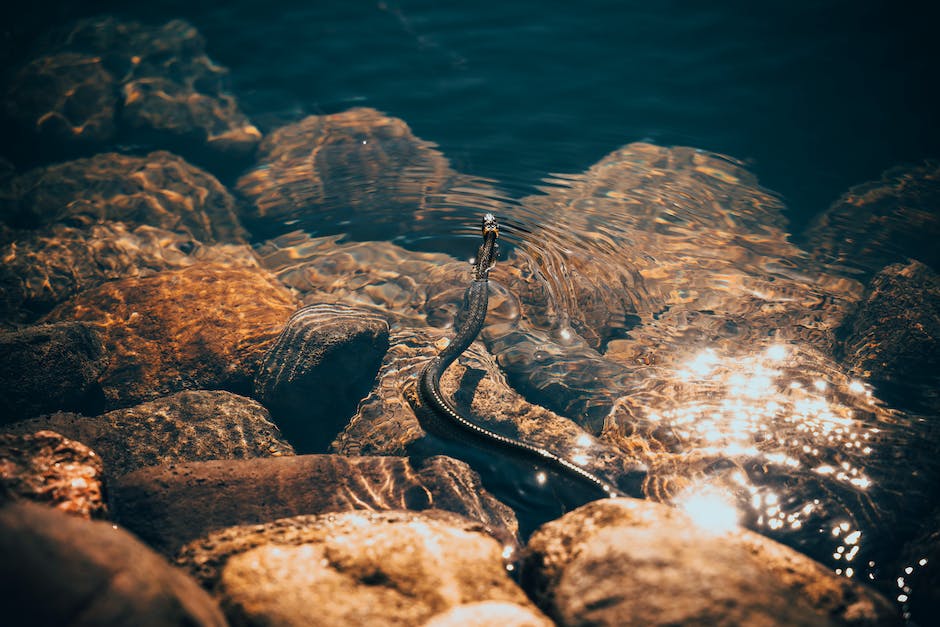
110,453,518,556
43,262,298,408
254,303,390,453
0,151,245,241
5,390,294,478
0,321,106,421
840,260,940,413
0,221,258,324
0,500,226,627
421,601,554,627
803,161,940,280
236,107,478,239
176,510,538,627
0,430,106,519
3,15,259,164
522,498,899,627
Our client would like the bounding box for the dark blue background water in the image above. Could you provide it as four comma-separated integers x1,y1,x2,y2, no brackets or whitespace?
7,0,938,233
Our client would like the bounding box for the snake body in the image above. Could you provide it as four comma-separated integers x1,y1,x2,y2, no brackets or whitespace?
418,214,619,499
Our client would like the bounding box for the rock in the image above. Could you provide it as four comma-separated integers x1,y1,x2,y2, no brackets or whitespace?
803,160,940,280
0,321,106,422
0,151,245,241
0,430,106,519
176,510,537,627
254,303,389,453
0,501,226,626
236,108,469,239
109,454,518,556
840,261,940,412
421,601,554,627
256,230,463,322
43,262,298,408
522,498,900,626
0,221,258,325
5,16,259,164
2,52,117,147
5,390,294,477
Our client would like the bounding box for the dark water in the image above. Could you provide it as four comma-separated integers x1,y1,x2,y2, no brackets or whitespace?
3,1,939,623
6,0,940,234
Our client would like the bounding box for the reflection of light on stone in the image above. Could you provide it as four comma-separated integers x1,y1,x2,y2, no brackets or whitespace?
674,484,739,535
535,471,547,485
502,545,515,560
686,348,719,377
813,379,828,392
765,344,787,361
575,434,593,447
570,453,589,466
848,380,866,394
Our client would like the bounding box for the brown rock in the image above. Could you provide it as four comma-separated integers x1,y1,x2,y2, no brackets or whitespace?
5,390,294,477
43,262,298,408
176,510,536,627
0,321,106,421
0,221,258,325
841,261,940,411
0,151,245,241
254,303,390,453
522,498,899,626
236,108,466,237
0,500,226,626
3,52,117,146
109,453,518,556
0,430,106,519
803,160,940,279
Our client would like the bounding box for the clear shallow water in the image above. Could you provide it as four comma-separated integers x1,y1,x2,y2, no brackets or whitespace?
3,0,939,622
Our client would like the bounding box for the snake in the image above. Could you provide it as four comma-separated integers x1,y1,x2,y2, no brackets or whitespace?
418,213,620,499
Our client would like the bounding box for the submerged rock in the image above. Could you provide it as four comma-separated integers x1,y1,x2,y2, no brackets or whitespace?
176,510,539,627
0,151,246,241
2,52,117,147
5,390,294,477
236,107,476,238
43,262,298,408
0,221,258,325
0,321,106,422
803,160,940,280
254,303,390,453
109,454,518,556
522,498,900,627
422,601,554,627
840,260,940,412
0,501,226,626
0,430,106,519
3,15,259,164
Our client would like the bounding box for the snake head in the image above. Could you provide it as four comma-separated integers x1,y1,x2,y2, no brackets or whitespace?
482,213,499,238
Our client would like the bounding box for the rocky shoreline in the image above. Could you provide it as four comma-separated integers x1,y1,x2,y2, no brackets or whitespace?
2,14,938,627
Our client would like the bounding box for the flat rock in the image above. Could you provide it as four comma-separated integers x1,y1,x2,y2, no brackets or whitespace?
5,390,294,477
0,221,258,324
0,430,106,519
522,498,900,627
803,160,940,280
176,509,539,627
254,303,390,453
0,321,106,421
840,261,940,412
0,151,245,241
43,262,298,408
109,453,518,556
0,500,226,626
